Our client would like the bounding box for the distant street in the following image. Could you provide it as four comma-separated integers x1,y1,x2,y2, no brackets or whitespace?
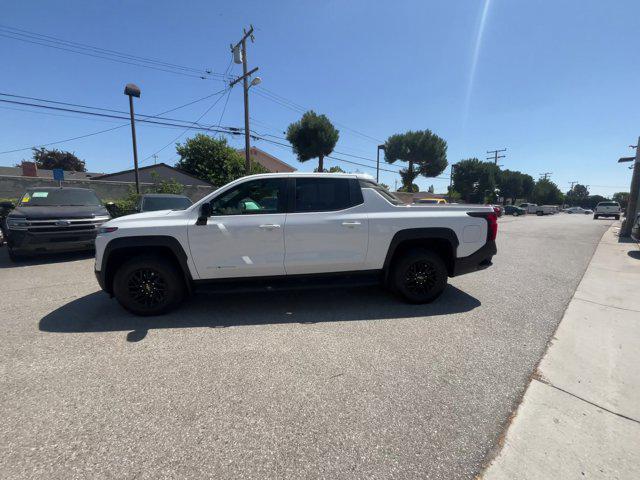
1,214,614,479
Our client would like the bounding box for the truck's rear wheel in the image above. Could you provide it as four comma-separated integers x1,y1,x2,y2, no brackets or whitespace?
113,256,185,316
390,249,448,304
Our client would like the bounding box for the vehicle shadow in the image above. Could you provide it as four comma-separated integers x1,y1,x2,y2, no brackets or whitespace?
39,284,481,342
0,247,94,268
628,250,640,260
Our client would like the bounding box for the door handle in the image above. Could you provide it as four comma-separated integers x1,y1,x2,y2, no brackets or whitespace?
341,221,361,227
258,224,281,229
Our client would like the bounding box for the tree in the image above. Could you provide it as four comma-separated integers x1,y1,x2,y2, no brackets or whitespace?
175,134,265,187
521,174,535,201
286,111,339,172
27,147,86,172
379,182,390,190
565,183,589,206
499,170,524,205
533,178,564,205
384,130,447,191
314,165,345,173
451,158,499,203
612,192,629,210
397,183,419,193
428,184,435,193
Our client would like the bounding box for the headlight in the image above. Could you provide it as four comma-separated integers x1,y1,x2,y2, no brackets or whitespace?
6,217,28,230
98,226,118,234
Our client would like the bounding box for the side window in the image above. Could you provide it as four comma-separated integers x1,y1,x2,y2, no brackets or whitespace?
210,178,286,216
294,178,356,213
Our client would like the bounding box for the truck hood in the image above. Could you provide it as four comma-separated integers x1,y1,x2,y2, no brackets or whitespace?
8,205,110,220
104,209,177,226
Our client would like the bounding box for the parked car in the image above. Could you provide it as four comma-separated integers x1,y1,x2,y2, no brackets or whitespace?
136,194,193,212
631,212,640,242
504,205,526,216
536,205,557,216
4,187,111,261
565,206,593,215
413,198,447,205
518,203,538,214
593,201,621,220
95,173,498,315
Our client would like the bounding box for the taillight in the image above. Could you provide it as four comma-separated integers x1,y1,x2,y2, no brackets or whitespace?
487,212,498,241
467,211,498,242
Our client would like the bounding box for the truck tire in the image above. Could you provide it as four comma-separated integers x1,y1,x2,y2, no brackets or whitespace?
390,249,448,304
615,215,620,220
113,255,185,316
593,214,599,220
537,211,543,216
7,247,25,262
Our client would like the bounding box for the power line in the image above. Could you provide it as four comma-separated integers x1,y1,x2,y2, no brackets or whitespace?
0,24,214,75
0,89,233,155
140,87,231,163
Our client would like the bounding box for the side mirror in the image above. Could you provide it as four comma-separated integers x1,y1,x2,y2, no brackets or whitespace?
196,203,212,225
104,202,116,216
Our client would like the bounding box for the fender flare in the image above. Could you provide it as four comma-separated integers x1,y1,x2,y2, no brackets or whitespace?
101,235,193,295
382,227,459,274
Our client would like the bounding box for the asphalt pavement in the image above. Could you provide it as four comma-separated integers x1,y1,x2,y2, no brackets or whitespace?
0,213,614,479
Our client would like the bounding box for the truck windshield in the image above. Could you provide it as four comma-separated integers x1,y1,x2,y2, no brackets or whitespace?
19,189,102,207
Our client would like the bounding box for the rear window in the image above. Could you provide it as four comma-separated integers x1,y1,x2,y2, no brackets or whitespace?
597,202,619,207
19,189,101,206
142,196,192,211
294,178,361,212
359,179,403,205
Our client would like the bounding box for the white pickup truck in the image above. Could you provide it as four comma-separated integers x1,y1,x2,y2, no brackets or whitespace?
94,174,497,315
593,201,621,220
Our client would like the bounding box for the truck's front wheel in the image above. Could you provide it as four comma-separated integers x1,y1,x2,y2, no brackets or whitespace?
113,256,185,316
390,249,448,304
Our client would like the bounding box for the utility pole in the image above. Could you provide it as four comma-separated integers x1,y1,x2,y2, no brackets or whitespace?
152,154,158,165
230,26,257,174
486,148,506,166
540,172,552,180
569,181,578,190
619,138,640,237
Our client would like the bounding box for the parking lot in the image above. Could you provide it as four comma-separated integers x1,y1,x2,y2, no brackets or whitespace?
0,214,614,479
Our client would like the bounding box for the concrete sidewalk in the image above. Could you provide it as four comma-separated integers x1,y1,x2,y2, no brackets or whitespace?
482,222,640,480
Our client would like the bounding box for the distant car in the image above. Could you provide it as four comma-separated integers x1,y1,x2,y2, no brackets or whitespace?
565,206,593,215
504,205,526,216
631,212,640,242
536,205,557,216
136,194,193,212
491,205,504,217
593,201,621,220
413,198,447,205
518,203,538,214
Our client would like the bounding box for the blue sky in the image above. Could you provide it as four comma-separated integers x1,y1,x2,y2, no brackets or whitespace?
1,0,638,197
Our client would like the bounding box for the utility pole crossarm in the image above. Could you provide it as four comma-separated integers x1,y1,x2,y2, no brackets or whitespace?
229,67,259,87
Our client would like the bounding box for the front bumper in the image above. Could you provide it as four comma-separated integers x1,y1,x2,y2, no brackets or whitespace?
452,241,497,276
7,229,98,254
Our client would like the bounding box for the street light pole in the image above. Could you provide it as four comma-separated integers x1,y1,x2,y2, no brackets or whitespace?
124,83,141,194
376,144,385,183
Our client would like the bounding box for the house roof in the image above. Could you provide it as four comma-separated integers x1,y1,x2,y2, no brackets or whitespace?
0,166,103,180
238,147,296,172
91,163,213,185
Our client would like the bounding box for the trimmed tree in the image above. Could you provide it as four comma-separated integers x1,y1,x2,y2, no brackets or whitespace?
384,130,447,191
286,111,339,172
533,178,564,205
27,147,86,172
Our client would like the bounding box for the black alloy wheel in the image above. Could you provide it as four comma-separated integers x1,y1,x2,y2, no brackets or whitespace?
391,249,448,304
